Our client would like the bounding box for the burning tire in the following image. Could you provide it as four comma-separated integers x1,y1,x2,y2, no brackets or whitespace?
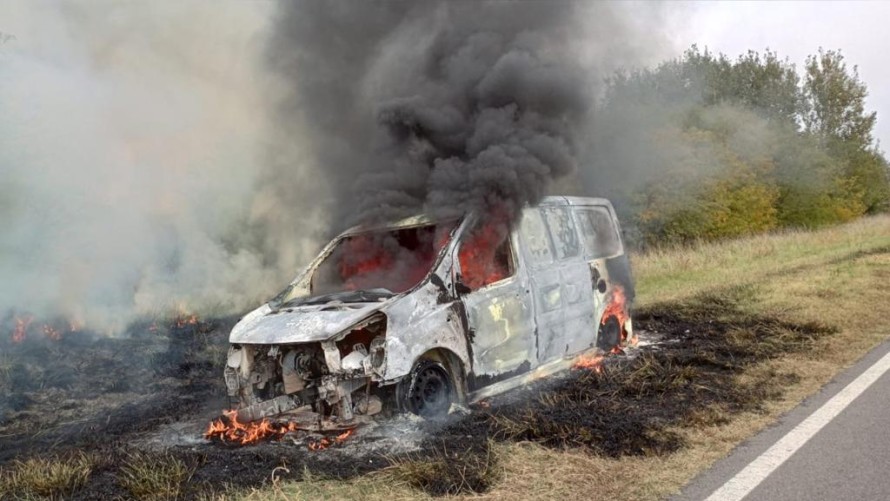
398,358,455,417
597,315,622,352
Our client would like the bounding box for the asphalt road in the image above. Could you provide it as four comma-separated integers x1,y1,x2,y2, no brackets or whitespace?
674,338,890,501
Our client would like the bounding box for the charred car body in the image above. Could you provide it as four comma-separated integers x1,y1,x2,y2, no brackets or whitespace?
224,196,634,426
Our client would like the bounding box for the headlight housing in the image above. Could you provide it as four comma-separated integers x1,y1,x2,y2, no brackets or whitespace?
335,313,387,358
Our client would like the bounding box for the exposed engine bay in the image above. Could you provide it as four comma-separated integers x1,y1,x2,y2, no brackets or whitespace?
225,314,388,428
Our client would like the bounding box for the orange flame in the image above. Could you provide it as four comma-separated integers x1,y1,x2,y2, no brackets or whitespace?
601,284,629,328
573,353,605,373
204,410,300,445
336,224,451,294
173,314,199,329
308,428,355,451
339,235,396,291
11,316,33,343
574,284,632,370
458,220,511,290
42,324,61,341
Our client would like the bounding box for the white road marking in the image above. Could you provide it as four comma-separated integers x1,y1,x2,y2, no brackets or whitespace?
705,350,890,501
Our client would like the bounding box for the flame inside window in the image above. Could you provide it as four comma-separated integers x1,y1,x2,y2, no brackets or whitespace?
458,220,514,291
312,221,455,295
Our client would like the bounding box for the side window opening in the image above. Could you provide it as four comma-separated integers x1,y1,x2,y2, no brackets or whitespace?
576,206,621,259
458,224,515,291
542,207,580,260
519,208,555,268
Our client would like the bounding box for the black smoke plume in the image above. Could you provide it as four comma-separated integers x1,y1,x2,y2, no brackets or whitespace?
265,1,675,228
0,1,677,329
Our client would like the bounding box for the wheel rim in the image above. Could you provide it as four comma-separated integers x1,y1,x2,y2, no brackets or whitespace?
408,364,452,416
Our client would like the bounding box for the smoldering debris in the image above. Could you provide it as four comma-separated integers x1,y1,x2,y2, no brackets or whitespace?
0,315,232,463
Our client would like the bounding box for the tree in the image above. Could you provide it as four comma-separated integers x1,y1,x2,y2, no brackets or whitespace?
594,45,890,247
724,50,802,126
803,49,877,149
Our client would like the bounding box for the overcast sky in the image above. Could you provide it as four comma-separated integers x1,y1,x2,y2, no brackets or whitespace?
673,0,890,150
2,1,887,149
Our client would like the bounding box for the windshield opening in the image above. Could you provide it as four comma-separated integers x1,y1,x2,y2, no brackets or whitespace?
310,221,456,297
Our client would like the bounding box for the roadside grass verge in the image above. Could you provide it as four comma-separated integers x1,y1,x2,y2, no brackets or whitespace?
632,214,890,305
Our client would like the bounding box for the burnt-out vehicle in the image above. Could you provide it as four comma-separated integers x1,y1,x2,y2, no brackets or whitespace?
224,196,634,425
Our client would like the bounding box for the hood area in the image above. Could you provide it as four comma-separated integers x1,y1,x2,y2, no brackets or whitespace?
229,300,390,345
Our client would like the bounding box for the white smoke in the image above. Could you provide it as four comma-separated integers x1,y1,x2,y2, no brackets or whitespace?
0,1,327,332
0,1,685,333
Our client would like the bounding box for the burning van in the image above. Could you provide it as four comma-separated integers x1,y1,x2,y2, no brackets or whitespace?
224,196,634,426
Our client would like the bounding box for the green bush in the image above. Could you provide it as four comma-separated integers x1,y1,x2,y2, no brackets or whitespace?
598,46,890,247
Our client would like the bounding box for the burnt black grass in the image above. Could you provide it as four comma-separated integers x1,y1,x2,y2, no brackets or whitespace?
440,285,833,458
346,286,834,497
0,285,836,499
389,440,500,496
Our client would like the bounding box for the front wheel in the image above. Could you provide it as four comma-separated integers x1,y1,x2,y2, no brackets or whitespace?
397,359,455,418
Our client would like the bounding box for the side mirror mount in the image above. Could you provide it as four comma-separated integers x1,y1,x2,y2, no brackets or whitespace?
454,274,472,296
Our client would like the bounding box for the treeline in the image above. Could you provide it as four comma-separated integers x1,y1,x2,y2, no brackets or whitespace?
590,47,890,246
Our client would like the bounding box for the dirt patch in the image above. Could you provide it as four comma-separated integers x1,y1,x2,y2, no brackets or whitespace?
0,286,836,499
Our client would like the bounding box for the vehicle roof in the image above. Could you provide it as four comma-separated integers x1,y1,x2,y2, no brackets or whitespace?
338,196,615,236
536,195,614,208
340,214,445,236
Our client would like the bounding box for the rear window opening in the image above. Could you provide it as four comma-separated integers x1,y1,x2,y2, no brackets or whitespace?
576,206,621,259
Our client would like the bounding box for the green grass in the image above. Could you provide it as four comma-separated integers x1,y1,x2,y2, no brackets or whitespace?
632,214,890,304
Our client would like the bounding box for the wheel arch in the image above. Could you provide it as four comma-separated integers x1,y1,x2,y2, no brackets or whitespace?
411,347,469,404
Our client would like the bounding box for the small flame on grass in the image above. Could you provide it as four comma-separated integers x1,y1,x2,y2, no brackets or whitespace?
11,316,33,344
573,353,605,373
42,324,61,341
308,429,354,451
204,410,299,445
173,314,199,329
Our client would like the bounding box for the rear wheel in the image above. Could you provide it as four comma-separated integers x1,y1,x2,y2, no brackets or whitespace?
597,315,622,351
398,359,455,418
